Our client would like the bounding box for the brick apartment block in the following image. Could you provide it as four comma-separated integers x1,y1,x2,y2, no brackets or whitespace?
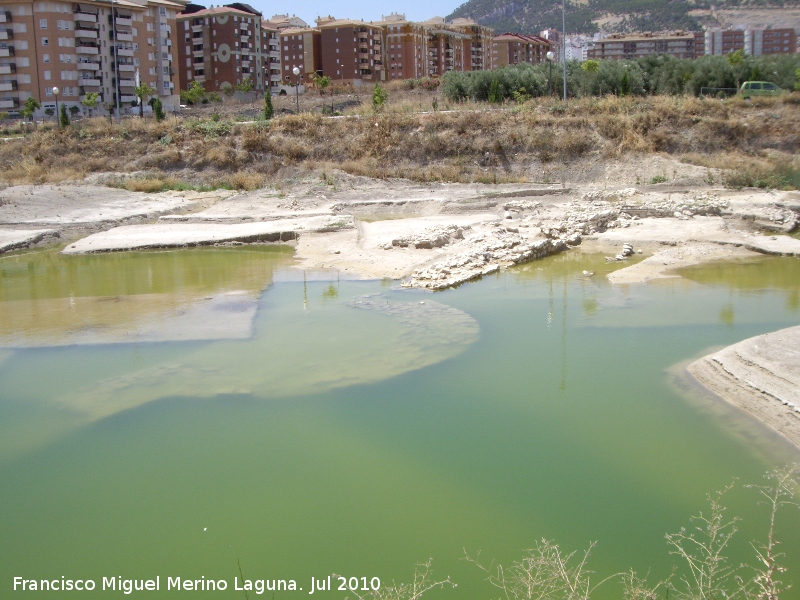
704,27,796,56
0,0,184,116
491,32,551,68
177,4,268,93
313,17,383,85
278,24,319,85
376,13,493,81
587,31,698,60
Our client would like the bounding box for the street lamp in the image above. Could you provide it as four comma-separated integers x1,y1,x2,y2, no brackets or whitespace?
546,50,555,97
52,86,60,128
292,66,300,113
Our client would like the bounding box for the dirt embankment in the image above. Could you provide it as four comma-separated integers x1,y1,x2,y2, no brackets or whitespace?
0,95,798,187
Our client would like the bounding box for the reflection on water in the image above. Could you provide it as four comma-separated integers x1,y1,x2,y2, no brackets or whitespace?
0,246,295,346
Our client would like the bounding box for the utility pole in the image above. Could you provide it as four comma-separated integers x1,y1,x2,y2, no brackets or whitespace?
111,0,121,123
562,0,567,101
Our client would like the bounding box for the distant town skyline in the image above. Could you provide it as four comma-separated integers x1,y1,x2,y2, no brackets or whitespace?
216,0,465,25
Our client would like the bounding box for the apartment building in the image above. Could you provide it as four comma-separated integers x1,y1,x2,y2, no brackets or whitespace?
256,15,304,92
449,17,492,71
421,17,467,76
278,25,319,84
587,31,697,60
376,13,425,80
0,0,183,116
491,33,551,68
316,17,383,85
704,27,796,56
177,5,265,93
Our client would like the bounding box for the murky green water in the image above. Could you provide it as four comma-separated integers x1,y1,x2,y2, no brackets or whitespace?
1,247,799,599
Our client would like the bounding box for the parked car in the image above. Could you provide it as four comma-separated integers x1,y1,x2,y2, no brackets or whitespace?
739,81,784,98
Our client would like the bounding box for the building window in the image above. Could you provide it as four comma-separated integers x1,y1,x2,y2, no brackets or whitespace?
44,70,51,80
39,18,47,29
159,6,166,16
43,53,50,63
45,87,52,96
42,37,48,46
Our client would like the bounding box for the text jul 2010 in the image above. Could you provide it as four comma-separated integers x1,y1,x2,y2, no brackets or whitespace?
12,574,383,594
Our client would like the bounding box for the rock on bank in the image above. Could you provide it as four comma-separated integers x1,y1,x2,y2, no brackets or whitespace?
688,325,800,450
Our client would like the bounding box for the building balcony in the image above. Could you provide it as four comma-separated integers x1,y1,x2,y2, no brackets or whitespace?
119,78,135,87
193,74,205,82
191,24,203,32
78,78,100,86
0,11,11,23
120,94,136,103
76,45,98,55
240,35,250,43
193,49,204,56
114,16,133,27
75,28,98,39
0,47,14,57
116,48,133,56
0,64,15,74
0,98,18,108
0,29,12,40
117,64,135,72
0,81,16,91
74,12,96,23
115,32,133,42
270,73,281,81
269,50,280,59
241,60,250,67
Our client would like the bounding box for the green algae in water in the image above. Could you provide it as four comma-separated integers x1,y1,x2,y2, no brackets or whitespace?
1,249,800,599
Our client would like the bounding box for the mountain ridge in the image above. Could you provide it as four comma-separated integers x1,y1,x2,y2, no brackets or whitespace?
446,0,800,36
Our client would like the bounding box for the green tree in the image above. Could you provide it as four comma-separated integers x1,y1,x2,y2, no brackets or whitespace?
148,97,165,121
208,92,223,103
581,59,600,74
372,82,388,111
134,82,156,118
314,73,334,113
727,49,747,90
59,103,70,128
22,96,41,124
619,70,631,96
579,59,601,96
81,92,99,117
235,77,253,95
221,82,235,98
795,67,800,91
182,81,206,105
264,91,274,120
488,77,502,103
313,73,331,95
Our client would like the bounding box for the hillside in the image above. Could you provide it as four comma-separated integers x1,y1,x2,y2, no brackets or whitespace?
446,0,799,36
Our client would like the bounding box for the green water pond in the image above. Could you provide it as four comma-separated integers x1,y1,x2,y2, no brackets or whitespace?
1,246,799,599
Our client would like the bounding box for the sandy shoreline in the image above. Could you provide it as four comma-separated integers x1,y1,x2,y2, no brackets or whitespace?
688,326,800,451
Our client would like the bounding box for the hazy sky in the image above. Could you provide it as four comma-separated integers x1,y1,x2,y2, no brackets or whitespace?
229,0,464,25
